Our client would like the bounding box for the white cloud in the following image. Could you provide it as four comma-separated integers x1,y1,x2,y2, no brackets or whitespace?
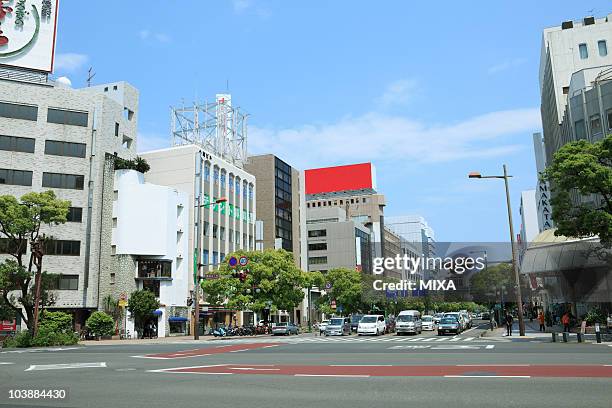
249,108,541,169
138,30,171,43
54,53,88,72
375,79,418,108
232,0,251,13
487,58,527,74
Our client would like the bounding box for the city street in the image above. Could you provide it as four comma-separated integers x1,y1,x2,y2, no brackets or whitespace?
1,322,610,408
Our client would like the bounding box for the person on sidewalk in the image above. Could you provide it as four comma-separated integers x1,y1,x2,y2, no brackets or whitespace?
538,311,545,332
562,312,571,332
505,313,513,336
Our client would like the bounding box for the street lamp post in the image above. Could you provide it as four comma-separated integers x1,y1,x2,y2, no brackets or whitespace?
469,165,526,336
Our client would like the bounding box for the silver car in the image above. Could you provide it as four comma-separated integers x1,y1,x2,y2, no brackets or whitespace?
325,317,351,336
272,322,299,336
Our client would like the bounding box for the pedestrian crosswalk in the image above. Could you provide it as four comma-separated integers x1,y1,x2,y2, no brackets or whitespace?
188,335,511,345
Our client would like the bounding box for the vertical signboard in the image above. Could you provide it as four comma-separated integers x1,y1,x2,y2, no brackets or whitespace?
0,0,59,72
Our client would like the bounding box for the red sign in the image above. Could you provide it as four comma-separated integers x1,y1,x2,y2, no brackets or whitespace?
305,163,375,195
0,320,16,332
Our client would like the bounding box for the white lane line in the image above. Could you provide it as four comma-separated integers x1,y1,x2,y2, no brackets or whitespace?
444,375,531,379
115,368,137,372
229,367,281,371
147,364,229,373
435,338,447,342
456,364,529,367
263,345,279,348
131,355,171,360
448,337,461,342
25,362,107,371
0,362,14,365
330,364,393,367
421,338,436,342
462,337,475,342
431,345,481,350
294,374,370,378
229,349,249,353
462,328,477,334
408,338,423,342
485,345,495,349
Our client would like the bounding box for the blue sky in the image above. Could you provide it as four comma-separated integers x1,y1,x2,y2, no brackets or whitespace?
53,0,611,242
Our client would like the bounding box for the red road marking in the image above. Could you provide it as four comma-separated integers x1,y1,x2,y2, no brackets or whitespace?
154,364,612,378
142,343,283,359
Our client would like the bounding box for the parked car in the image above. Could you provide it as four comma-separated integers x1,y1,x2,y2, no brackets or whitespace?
438,316,461,335
350,314,364,332
444,313,466,331
396,310,422,335
272,322,299,336
325,317,351,336
421,315,435,331
357,314,386,336
433,313,444,325
385,318,396,334
318,320,330,335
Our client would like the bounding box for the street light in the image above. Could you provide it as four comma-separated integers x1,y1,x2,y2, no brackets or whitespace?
193,195,228,340
468,164,526,336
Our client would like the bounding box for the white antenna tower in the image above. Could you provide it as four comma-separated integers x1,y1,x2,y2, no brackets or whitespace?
170,94,249,168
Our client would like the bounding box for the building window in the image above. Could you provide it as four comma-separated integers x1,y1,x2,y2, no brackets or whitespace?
308,256,327,265
590,114,602,135
0,238,26,254
220,226,225,240
0,169,33,186
115,122,119,137
0,102,38,121
56,275,79,290
213,224,218,238
138,260,172,279
220,171,226,188
204,164,211,181
235,180,241,195
598,40,608,57
574,119,587,140
47,108,88,127
235,231,240,244
243,183,248,199
213,168,219,184
0,135,35,153
111,245,116,256
578,43,588,59
45,240,81,256
44,140,86,158
67,207,83,222
249,185,254,200
607,109,612,132
229,175,234,191
42,172,84,190
203,221,209,236
110,273,116,284
203,249,209,265
308,229,327,238
229,229,234,243
308,242,328,251
220,253,225,262
212,252,218,265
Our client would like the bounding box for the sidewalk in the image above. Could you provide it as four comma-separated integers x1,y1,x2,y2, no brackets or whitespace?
481,320,552,339
79,335,204,346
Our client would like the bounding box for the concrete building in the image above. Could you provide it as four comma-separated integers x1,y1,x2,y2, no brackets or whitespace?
245,154,306,269
0,76,139,328
141,144,256,329
385,215,437,279
539,14,612,164
101,170,189,338
306,207,372,274
519,190,539,253
532,133,554,232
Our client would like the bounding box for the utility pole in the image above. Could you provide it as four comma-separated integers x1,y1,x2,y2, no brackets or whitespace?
31,237,44,337
468,164,526,336
193,151,204,340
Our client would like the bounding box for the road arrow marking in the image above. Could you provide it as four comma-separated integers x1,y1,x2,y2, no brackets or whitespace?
25,362,107,371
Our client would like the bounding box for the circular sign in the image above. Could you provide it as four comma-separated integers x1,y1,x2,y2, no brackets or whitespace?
325,282,332,290
119,292,127,301
228,256,238,267
239,256,248,266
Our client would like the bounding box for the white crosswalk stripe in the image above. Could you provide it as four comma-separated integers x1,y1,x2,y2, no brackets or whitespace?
198,335,511,345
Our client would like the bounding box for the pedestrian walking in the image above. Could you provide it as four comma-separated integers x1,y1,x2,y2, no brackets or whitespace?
562,312,571,332
505,312,513,336
538,311,545,332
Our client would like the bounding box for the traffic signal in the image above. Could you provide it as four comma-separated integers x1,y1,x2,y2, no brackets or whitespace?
187,298,193,306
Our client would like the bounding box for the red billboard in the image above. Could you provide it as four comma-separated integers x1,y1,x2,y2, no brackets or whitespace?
305,163,375,195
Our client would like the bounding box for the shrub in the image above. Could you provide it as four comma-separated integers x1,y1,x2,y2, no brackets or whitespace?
86,311,115,338
584,308,607,325
31,327,78,347
1,330,32,348
114,156,150,173
38,310,73,334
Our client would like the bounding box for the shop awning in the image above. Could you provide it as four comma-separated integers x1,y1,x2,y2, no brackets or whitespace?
168,316,188,322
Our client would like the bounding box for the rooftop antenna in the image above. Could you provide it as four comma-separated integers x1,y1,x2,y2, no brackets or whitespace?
86,67,95,87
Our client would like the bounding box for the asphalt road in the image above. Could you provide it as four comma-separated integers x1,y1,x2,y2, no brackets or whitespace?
1,322,610,408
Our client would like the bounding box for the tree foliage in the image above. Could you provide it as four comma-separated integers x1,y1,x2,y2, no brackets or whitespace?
316,268,363,315
543,135,612,247
0,191,70,334
86,311,115,337
201,249,309,313
127,290,159,335
114,156,151,173
469,263,513,304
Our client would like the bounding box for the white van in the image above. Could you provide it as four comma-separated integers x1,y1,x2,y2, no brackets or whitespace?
396,310,422,335
357,314,386,336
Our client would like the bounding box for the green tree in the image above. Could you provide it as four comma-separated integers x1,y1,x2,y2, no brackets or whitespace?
102,295,122,334
317,268,363,315
32,311,78,347
0,191,70,334
127,290,160,337
202,249,309,316
543,135,612,247
86,311,115,338
469,263,513,305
